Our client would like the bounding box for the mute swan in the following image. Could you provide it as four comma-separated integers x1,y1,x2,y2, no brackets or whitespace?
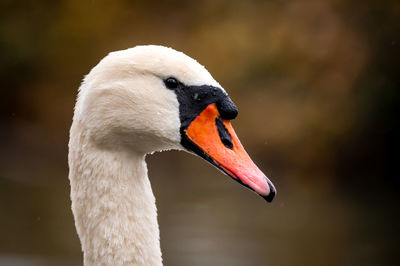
68,45,275,266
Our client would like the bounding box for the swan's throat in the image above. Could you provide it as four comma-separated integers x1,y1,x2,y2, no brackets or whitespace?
68,134,162,266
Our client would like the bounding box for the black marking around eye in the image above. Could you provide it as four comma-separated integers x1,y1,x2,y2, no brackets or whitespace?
163,78,238,131
215,118,233,149
164,77,238,175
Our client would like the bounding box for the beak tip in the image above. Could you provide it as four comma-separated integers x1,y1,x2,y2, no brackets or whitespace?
262,192,275,203
262,179,276,203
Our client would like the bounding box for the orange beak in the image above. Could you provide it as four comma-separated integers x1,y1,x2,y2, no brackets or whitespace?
184,103,276,202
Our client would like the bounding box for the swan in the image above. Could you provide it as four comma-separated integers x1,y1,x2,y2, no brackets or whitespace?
68,45,276,266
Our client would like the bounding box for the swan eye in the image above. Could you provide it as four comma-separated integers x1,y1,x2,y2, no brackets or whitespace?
164,77,179,89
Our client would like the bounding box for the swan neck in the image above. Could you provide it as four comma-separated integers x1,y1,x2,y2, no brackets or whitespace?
68,133,162,266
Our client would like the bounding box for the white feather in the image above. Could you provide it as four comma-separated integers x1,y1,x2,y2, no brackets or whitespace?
69,45,221,265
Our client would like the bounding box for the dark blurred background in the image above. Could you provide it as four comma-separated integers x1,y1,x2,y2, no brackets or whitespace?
0,0,399,265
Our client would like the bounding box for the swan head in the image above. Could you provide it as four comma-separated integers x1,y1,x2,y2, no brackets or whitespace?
74,45,275,202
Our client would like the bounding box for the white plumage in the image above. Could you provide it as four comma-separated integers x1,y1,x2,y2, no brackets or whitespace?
69,45,223,265
69,45,274,266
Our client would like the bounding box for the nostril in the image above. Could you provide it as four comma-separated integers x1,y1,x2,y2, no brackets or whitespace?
215,118,233,149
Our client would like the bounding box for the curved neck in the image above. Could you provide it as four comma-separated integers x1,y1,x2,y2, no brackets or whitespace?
68,128,162,266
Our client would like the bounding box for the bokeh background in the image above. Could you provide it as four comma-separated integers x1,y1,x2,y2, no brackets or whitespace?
0,0,399,265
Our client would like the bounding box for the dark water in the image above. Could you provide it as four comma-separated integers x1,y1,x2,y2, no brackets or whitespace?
0,151,398,266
